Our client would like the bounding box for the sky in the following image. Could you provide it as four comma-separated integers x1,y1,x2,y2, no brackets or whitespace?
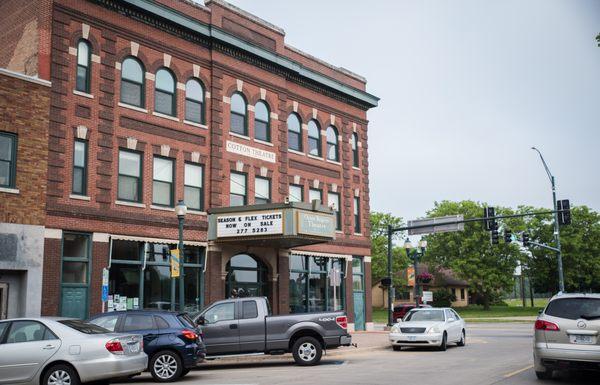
223,0,600,221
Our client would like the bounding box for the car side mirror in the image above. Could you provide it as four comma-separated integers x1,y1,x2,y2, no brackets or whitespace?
396,318,403,323
197,316,206,326
538,310,543,315
448,318,455,322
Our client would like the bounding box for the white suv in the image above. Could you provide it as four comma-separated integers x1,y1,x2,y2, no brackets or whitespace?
534,293,600,379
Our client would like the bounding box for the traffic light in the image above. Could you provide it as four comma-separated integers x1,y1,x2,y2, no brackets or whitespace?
484,207,496,231
557,199,571,226
490,222,499,245
504,229,512,243
522,233,530,247
381,277,392,287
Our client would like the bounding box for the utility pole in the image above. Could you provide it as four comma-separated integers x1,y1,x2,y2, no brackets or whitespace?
387,225,393,326
532,147,564,292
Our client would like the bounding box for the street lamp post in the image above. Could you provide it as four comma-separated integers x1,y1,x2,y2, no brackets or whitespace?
531,147,564,292
404,239,427,307
175,200,187,311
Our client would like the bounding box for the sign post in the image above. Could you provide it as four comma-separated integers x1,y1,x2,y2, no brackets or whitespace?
422,291,433,304
101,268,109,312
329,267,341,310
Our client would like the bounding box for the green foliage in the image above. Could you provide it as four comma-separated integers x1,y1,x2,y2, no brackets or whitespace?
370,212,411,286
597,33,600,47
431,288,456,307
422,200,524,310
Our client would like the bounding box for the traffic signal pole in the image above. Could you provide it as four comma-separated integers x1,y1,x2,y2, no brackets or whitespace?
387,225,393,326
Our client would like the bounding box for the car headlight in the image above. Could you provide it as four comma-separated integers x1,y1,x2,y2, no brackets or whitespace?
428,325,441,334
391,324,401,333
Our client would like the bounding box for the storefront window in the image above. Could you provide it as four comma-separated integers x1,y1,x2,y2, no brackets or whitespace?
108,240,205,312
289,254,345,313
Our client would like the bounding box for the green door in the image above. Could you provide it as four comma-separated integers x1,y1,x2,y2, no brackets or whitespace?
352,257,366,331
61,287,88,319
60,233,91,319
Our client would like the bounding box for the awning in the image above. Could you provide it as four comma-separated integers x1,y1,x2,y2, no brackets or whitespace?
290,250,352,260
110,234,207,247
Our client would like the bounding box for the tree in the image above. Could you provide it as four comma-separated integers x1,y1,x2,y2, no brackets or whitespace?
370,212,410,286
422,200,523,310
525,205,600,293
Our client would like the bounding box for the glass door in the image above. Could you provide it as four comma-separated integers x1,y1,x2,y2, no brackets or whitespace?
352,257,366,331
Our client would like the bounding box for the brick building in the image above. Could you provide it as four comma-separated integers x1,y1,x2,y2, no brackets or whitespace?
0,0,378,330
0,68,51,318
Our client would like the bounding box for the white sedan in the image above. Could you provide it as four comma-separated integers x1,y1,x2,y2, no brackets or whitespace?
389,307,466,351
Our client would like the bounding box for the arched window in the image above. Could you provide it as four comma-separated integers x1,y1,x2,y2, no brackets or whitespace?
230,93,247,136
351,132,359,167
155,68,176,116
307,120,321,157
254,100,270,142
185,78,204,124
326,126,339,161
121,57,145,107
287,113,302,152
76,39,91,93
226,254,268,298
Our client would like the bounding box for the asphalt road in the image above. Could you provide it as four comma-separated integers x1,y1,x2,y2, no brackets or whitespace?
119,323,600,385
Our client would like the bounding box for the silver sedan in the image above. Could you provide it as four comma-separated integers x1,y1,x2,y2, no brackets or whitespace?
0,318,147,385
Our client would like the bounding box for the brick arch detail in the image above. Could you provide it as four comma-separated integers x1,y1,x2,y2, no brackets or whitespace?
115,48,150,69
69,31,100,56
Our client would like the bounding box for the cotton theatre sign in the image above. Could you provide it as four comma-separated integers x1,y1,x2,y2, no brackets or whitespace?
208,203,336,246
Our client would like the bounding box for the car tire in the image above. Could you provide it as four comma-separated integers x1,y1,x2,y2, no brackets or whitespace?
292,336,323,366
150,350,183,382
438,332,447,351
457,330,466,347
535,370,552,380
43,364,81,385
392,346,402,351
181,368,191,377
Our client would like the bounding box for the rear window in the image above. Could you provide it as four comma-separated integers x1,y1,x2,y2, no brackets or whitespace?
545,298,600,320
177,314,196,329
59,320,109,334
242,301,258,319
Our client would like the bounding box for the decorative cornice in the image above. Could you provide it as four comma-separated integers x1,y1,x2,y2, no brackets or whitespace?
87,0,378,110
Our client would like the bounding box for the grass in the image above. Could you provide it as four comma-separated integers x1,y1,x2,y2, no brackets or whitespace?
372,298,548,324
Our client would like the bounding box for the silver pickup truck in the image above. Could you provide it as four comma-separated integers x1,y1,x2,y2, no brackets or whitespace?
193,297,352,365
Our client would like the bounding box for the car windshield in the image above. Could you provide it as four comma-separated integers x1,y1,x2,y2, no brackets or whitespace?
545,298,600,320
404,309,445,322
178,314,197,328
59,319,110,334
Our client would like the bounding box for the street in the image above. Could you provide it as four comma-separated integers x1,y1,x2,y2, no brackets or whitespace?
119,323,600,385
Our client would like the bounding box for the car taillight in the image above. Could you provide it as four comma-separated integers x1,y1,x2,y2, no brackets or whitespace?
336,316,348,329
182,329,198,341
105,339,124,354
535,319,560,331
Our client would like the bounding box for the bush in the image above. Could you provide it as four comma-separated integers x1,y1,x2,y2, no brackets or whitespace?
431,289,456,307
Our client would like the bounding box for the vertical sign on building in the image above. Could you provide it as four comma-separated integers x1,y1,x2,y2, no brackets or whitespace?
101,268,109,312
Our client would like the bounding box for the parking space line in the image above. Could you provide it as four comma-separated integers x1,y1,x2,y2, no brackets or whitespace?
503,364,533,378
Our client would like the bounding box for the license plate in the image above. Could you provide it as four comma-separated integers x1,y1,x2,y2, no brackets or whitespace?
407,336,417,341
128,343,140,353
570,335,594,344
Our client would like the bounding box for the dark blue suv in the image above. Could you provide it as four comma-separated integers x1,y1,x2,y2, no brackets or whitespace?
88,310,205,382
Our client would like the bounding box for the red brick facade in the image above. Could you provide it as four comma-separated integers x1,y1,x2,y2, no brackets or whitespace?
2,0,377,329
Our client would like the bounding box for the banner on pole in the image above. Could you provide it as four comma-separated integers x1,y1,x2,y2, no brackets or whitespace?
170,249,180,278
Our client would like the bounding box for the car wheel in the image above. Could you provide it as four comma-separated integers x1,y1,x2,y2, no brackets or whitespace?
292,336,323,366
43,364,81,385
535,370,553,380
457,330,466,347
150,350,183,382
438,332,447,351
392,346,402,351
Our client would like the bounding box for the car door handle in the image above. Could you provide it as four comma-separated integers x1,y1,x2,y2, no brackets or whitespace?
229,324,238,330
42,345,56,350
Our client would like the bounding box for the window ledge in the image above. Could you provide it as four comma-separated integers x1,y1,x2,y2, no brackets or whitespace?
230,132,251,141
352,166,361,171
70,194,91,201
335,230,344,234
152,111,180,122
183,120,208,129
0,187,19,194
288,149,305,156
150,204,175,212
73,90,94,99
354,233,363,236
254,139,274,147
115,200,146,208
187,210,207,216
326,159,342,166
307,154,324,160
118,102,148,113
